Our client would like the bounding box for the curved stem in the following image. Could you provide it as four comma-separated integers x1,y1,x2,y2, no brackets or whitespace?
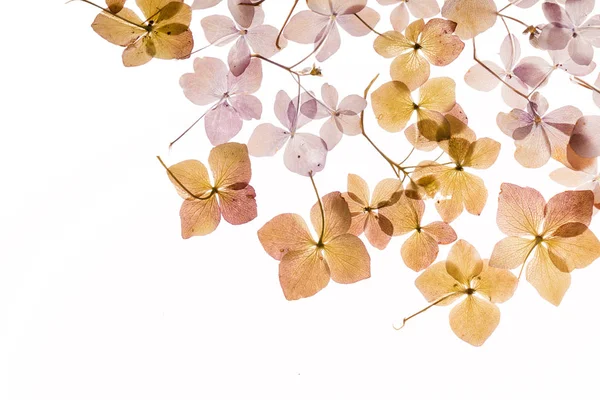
76,0,148,30
156,156,213,200
572,76,600,95
252,53,298,76
169,104,217,149
276,0,300,50
394,293,459,330
518,242,538,280
498,13,530,28
354,13,384,36
289,21,332,69
309,172,326,243
527,68,556,98
472,37,529,101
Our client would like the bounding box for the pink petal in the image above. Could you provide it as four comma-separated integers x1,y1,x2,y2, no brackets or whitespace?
316,23,341,62
339,95,367,114
566,0,594,26
284,10,329,44
321,83,339,109
219,185,257,225
580,15,600,46
407,0,440,18
594,73,600,108
337,114,362,135
228,36,252,76
337,7,380,36
464,61,503,91
528,91,550,116
307,0,333,15
390,3,409,32
229,94,262,120
514,56,553,87
500,34,521,71
247,123,290,157
246,25,285,58
334,0,367,14
550,167,595,187
192,0,222,9
501,76,529,109
228,58,262,94
551,49,597,75
284,133,328,176
228,0,256,28
569,34,594,65
180,57,228,105
249,6,265,27
320,118,344,149
538,23,572,49
496,109,534,139
201,15,239,45
510,0,539,8
205,103,243,145
570,116,600,158
543,2,573,25
544,105,583,132
377,0,400,5
515,126,552,168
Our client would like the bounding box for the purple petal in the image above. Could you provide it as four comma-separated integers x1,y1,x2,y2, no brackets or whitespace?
514,56,553,87
333,0,367,15
320,118,344,150
229,94,262,120
464,61,503,91
497,109,534,138
247,123,290,156
228,37,252,76
569,34,594,65
180,57,228,105
538,23,572,49
566,0,594,26
228,0,255,28
284,133,328,176
316,23,341,62
337,7,380,36
284,10,330,44
321,83,339,109
246,25,285,58
570,116,600,158
205,103,243,145
500,34,521,71
528,92,550,116
543,2,573,25
228,58,262,94
544,105,583,133
339,95,368,114
201,15,238,45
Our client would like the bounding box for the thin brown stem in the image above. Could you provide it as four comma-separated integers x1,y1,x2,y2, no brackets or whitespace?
354,13,384,36
252,53,298,75
289,21,332,69
169,105,216,149
275,0,299,50
498,13,530,28
527,68,556,98
156,156,213,200
518,242,538,280
498,2,513,12
75,0,148,30
472,37,529,101
309,172,326,243
572,76,600,95
394,293,459,330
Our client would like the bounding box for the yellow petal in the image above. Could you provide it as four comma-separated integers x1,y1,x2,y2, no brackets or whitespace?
415,261,462,305
390,51,431,91
371,178,403,208
341,193,368,236
92,9,146,46
401,231,440,271
475,261,519,303
439,136,471,163
323,234,371,284
346,174,370,206
449,296,500,346
209,143,252,188
379,192,423,236
421,221,457,244
463,137,501,169
420,18,465,66
441,0,498,40
166,159,213,200
122,36,154,67
434,169,488,222
405,19,425,43
153,1,192,27
446,239,483,285
137,0,179,20
416,109,451,142
151,27,194,60
497,183,546,237
546,225,600,272
279,246,330,300
258,214,314,260
489,237,537,270
418,77,456,112
371,81,415,132
179,196,220,238
526,245,571,306
373,31,412,58
311,192,352,242
106,0,126,13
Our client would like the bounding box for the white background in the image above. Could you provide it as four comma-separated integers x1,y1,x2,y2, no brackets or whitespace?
3,1,600,399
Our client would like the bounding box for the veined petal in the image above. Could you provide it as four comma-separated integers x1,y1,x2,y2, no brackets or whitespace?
446,239,484,285
311,192,352,242
546,224,600,272
179,196,221,238
258,213,314,260
489,236,537,269
497,183,546,237
323,234,371,283
449,296,500,346
526,245,571,306
279,246,330,300
371,81,415,132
